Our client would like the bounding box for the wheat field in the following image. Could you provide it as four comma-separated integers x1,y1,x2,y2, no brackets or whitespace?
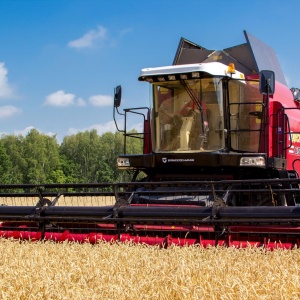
0,195,300,299
0,239,299,300
0,195,116,206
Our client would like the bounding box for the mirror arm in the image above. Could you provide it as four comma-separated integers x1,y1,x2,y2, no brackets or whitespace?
113,105,125,133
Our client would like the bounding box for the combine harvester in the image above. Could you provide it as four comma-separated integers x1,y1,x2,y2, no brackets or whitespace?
1,30,300,249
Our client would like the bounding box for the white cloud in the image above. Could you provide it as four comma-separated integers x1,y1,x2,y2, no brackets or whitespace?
67,120,143,138
45,90,113,108
68,120,118,136
68,25,107,48
12,126,35,136
45,90,76,107
0,126,34,139
89,94,113,106
0,105,21,119
6,126,57,140
134,122,144,133
0,63,14,99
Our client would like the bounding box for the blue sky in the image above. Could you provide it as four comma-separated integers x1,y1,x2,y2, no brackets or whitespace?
0,0,299,142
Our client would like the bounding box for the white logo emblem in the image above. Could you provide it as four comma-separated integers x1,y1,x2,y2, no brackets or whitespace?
162,158,167,163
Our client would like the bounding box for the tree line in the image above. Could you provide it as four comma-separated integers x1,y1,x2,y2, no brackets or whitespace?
0,128,143,184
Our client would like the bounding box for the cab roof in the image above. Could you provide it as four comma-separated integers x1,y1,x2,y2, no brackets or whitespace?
138,62,245,81
172,30,287,86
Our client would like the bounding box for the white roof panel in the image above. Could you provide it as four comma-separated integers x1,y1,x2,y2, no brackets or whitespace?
138,62,245,81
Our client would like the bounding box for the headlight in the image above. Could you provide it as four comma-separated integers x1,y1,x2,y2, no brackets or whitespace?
240,156,265,167
117,158,130,167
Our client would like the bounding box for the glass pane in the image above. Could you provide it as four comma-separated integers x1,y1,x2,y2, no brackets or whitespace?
152,77,224,152
229,80,262,152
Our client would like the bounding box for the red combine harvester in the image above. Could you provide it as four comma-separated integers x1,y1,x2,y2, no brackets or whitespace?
1,31,300,249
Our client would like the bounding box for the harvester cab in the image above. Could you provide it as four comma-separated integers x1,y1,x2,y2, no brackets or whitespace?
113,30,300,206
2,30,300,249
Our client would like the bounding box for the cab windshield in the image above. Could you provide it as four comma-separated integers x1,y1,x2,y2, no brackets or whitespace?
151,77,224,152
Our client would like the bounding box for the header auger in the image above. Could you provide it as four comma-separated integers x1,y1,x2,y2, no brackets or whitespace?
1,180,300,248
2,30,300,249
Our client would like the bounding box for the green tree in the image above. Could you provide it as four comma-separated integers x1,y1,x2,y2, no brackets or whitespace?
99,132,118,181
60,130,103,183
0,141,13,184
22,129,61,184
1,134,26,183
0,127,144,184
58,154,79,183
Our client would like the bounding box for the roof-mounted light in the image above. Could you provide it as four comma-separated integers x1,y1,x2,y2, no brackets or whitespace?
227,63,236,74
191,72,200,78
144,77,153,83
157,76,165,82
240,156,265,167
180,74,188,80
168,75,176,80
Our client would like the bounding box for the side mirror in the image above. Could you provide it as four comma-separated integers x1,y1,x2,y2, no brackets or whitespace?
291,88,300,102
259,70,275,95
114,85,122,107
